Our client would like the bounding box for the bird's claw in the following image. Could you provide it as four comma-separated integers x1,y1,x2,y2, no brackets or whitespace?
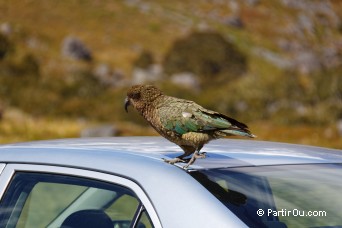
182,152,207,169
182,164,190,170
195,152,207,159
163,152,207,169
162,157,185,164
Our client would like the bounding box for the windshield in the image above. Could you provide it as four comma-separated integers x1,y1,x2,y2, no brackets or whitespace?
190,164,342,228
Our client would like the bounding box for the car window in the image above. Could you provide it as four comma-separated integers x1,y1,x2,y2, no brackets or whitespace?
137,210,154,228
190,164,342,228
0,172,154,228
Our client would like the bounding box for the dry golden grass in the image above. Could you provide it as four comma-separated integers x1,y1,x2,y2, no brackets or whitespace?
0,108,88,143
0,0,180,73
120,120,342,149
249,121,342,150
0,110,340,150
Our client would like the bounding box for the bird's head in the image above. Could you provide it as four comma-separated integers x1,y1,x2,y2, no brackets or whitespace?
125,85,163,112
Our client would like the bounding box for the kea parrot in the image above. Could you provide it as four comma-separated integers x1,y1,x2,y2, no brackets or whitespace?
125,85,255,168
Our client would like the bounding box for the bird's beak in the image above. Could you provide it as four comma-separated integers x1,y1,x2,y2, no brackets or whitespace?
124,97,130,113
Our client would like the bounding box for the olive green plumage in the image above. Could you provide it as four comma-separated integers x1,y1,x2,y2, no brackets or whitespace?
125,85,255,168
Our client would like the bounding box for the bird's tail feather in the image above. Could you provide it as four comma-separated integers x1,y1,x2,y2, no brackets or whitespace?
221,129,256,138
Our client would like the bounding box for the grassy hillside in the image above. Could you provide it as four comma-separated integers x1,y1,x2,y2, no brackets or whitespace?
0,0,341,148
0,1,179,71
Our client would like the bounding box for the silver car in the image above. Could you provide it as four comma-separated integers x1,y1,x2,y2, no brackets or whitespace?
0,137,341,228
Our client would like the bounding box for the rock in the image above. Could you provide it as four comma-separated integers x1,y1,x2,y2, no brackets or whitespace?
267,102,280,115
293,51,321,75
235,101,248,112
277,39,304,52
298,14,314,35
124,0,151,14
80,125,119,137
94,63,111,78
255,43,331,74
223,16,244,29
337,120,342,137
244,0,260,6
170,72,201,91
26,37,41,49
131,64,163,84
281,0,339,28
123,0,140,7
111,69,128,87
294,102,308,116
0,22,12,36
93,64,127,87
228,1,240,14
62,36,92,61
138,2,151,14
321,47,341,69
253,47,293,69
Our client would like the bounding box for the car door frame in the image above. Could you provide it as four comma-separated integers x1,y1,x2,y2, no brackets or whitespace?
0,163,162,228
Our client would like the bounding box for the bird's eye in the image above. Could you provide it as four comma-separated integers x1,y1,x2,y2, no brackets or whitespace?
131,91,141,100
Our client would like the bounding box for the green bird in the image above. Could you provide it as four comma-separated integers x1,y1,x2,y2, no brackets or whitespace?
125,85,256,168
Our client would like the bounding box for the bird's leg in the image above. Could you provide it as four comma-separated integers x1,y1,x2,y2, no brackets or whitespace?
196,152,207,158
183,154,196,169
162,157,185,164
163,145,195,164
183,150,206,169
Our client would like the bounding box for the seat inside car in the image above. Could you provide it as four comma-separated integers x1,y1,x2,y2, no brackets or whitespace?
61,209,114,228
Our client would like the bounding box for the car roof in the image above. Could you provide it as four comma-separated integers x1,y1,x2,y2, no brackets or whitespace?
0,137,341,227
0,136,341,171
2,136,265,227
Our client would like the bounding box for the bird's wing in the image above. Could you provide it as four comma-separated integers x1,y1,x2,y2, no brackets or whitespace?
158,101,246,135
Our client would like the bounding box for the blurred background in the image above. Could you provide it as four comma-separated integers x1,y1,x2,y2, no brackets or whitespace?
0,0,341,148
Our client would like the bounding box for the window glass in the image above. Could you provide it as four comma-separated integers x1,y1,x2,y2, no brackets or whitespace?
190,164,342,228
17,182,87,227
105,194,140,221
137,210,154,228
0,172,153,228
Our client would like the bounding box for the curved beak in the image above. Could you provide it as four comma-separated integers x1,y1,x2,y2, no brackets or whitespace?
124,97,130,113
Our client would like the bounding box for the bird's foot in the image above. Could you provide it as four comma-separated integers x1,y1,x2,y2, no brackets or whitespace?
162,157,185,165
183,152,207,169
196,152,207,159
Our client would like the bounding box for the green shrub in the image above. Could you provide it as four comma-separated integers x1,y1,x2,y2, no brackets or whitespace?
0,34,11,60
163,31,248,86
213,67,342,125
133,50,154,69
